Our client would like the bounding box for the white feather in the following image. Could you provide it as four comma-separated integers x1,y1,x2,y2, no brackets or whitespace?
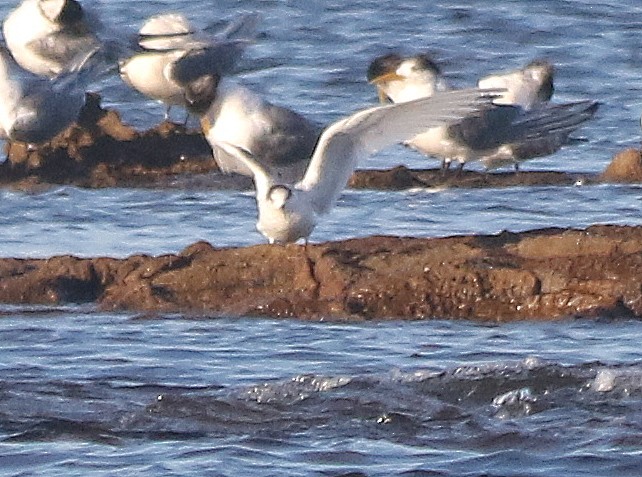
216,88,497,243
298,88,494,214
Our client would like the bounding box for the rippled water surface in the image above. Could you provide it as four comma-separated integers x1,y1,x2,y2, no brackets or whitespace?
1,0,642,475
1,313,642,476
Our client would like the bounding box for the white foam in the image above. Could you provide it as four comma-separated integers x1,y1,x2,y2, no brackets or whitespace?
592,369,617,392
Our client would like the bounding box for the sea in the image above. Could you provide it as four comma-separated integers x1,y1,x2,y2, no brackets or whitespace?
1,1,642,475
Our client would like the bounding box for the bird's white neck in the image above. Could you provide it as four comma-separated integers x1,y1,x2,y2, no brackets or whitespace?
382,75,449,103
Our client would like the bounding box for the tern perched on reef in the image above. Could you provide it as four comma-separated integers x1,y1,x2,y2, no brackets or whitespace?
0,44,105,144
119,12,259,121
367,53,598,171
3,0,106,77
215,88,500,244
187,76,323,184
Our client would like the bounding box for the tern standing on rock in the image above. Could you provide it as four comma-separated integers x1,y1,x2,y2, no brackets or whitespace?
215,88,500,244
3,0,103,77
119,12,258,122
187,74,323,185
367,53,598,171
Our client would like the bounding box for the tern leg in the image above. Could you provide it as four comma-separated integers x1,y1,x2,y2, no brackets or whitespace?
455,161,465,177
440,159,451,177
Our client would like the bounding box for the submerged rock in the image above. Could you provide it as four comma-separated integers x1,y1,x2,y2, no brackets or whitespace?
1,225,640,321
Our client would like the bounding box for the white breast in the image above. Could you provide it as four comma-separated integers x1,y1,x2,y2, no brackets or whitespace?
207,83,273,149
120,51,186,106
3,1,60,76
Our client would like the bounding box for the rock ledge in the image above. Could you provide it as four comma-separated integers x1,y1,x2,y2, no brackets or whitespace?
1,224,640,321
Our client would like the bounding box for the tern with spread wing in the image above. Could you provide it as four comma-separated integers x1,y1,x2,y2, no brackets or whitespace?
119,12,258,121
216,88,498,244
367,53,598,171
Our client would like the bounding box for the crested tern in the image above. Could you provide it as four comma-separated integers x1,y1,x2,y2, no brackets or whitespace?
477,58,554,110
190,76,322,184
3,0,104,77
215,88,498,244
119,12,258,121
367,53,598,171
0,44,105,144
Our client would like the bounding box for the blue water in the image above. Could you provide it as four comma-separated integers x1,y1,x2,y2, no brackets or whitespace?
1,313,641,476
1,1,642,476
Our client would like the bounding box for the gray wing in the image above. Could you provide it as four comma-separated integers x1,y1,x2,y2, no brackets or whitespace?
171,11,259,79
449,100,598,156
11,70,86,144
48,46,114,92
298,88,498,214
170,40,250,85
26,31,101,70
212,103,322,183
448,105,522,149
210,13,261,41
12,87,84,144
247,103,322,168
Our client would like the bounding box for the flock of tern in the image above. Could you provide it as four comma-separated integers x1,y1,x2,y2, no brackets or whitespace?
0,0,599,244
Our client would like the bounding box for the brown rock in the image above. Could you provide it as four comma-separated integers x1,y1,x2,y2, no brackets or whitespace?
601,148,642,182
0,93,215,188
348,165,423,189
349,166,591,190
0,225,641,321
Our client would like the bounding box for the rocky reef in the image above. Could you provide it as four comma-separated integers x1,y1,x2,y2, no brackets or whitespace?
0,94,637,191
1,97,641,321
0,93,215,189
1,225,640,321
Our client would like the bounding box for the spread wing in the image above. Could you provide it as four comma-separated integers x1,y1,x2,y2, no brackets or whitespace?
210,13,261,42
450,100,598,153
297,88,498,214
169,40,250,85
213,142,273,199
